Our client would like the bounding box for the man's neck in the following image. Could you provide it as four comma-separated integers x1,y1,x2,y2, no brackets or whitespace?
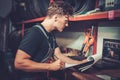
41,19,54,33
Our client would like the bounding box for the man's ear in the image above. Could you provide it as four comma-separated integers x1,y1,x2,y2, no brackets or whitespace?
53,14,58,22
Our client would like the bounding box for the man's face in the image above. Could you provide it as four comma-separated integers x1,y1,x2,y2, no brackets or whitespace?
54,15,69,32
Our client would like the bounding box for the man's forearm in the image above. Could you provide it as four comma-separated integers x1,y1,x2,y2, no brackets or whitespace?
56,53,88,64
15,59,51,72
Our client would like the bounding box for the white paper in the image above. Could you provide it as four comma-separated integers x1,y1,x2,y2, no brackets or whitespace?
64,54,101,71
65,63,78,68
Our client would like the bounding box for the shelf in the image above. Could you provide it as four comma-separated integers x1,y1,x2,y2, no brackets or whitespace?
20,17,45,24
69,9,120,21
20,9,120,24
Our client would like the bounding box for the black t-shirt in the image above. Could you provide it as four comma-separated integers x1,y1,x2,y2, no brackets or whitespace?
19,24,58,62
17,24,58,78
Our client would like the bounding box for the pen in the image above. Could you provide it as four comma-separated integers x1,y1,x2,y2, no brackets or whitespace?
54,55,59,59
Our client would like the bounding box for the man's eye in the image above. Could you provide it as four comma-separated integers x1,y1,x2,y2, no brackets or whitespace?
65,20,68,23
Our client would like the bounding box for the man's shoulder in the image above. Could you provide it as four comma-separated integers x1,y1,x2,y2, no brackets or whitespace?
28,26,42,33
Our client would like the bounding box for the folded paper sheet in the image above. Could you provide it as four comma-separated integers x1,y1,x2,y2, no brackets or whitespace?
65,53,101,72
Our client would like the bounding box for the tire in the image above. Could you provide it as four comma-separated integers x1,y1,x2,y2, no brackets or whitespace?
63,0,96,15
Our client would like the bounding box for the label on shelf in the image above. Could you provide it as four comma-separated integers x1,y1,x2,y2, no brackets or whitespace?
108,10,115,20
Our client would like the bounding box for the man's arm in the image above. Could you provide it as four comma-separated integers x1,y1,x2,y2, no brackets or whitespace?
54,47,89,64
14,49,64,72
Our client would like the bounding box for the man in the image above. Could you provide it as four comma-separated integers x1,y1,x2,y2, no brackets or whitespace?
14,1,89,80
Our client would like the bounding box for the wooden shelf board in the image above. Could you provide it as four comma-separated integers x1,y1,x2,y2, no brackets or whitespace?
70,9,120,21
21,10,120,24
21,17,45,24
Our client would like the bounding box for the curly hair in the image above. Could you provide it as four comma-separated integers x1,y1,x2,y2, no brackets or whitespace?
47,1,74,17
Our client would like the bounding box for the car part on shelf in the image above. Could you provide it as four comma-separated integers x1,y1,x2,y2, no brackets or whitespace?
63,0,96,15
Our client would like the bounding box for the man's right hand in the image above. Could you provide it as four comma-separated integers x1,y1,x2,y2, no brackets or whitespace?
49,59,65,71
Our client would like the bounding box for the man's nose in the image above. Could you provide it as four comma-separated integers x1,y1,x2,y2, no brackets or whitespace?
65,23,68,27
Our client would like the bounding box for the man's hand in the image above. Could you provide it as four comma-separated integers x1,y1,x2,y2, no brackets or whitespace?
49,59,65,71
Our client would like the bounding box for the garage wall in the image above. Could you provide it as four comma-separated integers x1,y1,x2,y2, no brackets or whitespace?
55,31,84,50
55,21,120,59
